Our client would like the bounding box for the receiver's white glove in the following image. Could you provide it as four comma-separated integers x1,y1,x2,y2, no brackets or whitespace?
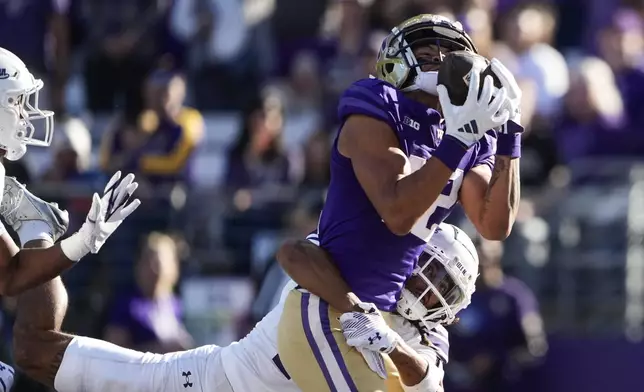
437,68,510,148
490,58,523,133
340,303,401,379
60,171,141,261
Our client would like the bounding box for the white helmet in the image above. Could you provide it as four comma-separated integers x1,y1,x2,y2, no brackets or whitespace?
0,47,54,160
397,223,478,329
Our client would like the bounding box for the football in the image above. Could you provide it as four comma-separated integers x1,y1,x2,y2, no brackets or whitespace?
437,51,502,106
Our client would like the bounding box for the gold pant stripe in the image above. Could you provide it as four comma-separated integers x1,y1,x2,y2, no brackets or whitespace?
278,290,405,392
301,291,359,391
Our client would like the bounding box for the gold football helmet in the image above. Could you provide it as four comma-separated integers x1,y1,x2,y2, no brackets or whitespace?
375,14,477,95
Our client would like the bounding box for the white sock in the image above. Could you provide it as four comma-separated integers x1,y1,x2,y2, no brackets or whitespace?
17,221,54,246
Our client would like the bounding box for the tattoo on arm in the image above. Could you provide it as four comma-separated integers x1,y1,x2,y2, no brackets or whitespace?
480,157,520,222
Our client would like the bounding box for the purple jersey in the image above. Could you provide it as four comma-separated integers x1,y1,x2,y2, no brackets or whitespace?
318,78,496,311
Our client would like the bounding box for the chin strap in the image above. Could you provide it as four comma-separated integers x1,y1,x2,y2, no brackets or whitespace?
403,71,439,96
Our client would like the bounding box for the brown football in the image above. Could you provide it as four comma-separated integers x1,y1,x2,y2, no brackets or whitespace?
437,51,502,105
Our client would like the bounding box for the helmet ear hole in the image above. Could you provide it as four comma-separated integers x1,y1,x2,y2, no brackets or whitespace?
384,63,394,73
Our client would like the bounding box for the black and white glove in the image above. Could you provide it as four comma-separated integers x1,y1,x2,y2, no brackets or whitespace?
340,303,402,379
0,361,14,391
490,58,523,134
437,68,511,148
60,171,141,261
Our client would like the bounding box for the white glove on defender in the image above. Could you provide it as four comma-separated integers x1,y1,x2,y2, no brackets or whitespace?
437,68,510,148
60,171,141,261
340,303,402,379
490,58,522,131
0,361,14,391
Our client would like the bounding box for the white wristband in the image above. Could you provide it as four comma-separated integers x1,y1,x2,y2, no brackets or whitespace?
60,232,89,262
17,221,54,246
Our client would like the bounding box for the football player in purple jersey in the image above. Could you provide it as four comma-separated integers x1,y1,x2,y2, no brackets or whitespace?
276,14,523,391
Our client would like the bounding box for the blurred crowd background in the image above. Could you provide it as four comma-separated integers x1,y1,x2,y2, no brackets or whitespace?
1,0,644,391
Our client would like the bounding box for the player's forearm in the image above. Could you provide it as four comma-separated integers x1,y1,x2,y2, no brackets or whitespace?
478,156,520,240
385,157,454,235
389,341,430,386
277,239,361,312
0,244,74,296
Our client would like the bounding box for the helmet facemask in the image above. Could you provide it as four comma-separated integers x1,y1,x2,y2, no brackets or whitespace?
0,79,54,160
397,244,474,330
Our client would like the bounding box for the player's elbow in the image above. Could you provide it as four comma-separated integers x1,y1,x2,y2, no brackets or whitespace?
381,208,416,236
276,239,300,270
384,218,414,236
478,223,512,241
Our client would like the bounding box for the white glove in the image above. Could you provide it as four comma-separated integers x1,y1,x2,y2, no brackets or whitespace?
437,68,510,148
60,171,141,261
0,361,14,391
340,303,401,379
490,58,523,133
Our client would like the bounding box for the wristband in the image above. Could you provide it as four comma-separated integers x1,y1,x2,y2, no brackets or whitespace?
496,132,522,158
60,232,89,262
433,135,468,171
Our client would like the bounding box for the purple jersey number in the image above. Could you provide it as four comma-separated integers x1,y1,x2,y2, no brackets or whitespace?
408,155,464,242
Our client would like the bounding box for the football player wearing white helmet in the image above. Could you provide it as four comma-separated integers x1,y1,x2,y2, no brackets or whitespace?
0,48,141,296
10,223,474,392
0,48,140,391
278,223,479,392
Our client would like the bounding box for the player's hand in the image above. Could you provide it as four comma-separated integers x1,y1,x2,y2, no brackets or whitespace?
339,303,401,378
60,172,141,261
490,58,523,134
437,68,510,148
0,361,14,391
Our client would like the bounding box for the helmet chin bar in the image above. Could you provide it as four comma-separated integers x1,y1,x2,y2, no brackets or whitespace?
409,71,439,96
397,33,439,96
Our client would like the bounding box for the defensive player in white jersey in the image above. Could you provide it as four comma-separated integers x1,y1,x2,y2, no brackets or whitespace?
0,47,141,391
0,48,140,296
9,187,478,392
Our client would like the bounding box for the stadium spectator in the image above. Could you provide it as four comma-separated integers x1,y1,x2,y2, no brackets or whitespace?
80,0,171,118
556,56,643,163
598,9,644,127
103,232,194,354
445,238,547,392
223,96,303,272
99,70,203,187
169,0,273,110
0,0,70,115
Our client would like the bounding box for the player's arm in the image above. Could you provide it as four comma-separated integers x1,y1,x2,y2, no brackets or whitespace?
460,156,519,240
0,173,140,296
460,59,522,241
389,341,441,390
276,235,361,312
0,233,76,296
278,237,439,388
338,115,454,235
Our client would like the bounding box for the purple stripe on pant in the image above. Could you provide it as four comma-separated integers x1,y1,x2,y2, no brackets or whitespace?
301,292,337,391
319,299,359,392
